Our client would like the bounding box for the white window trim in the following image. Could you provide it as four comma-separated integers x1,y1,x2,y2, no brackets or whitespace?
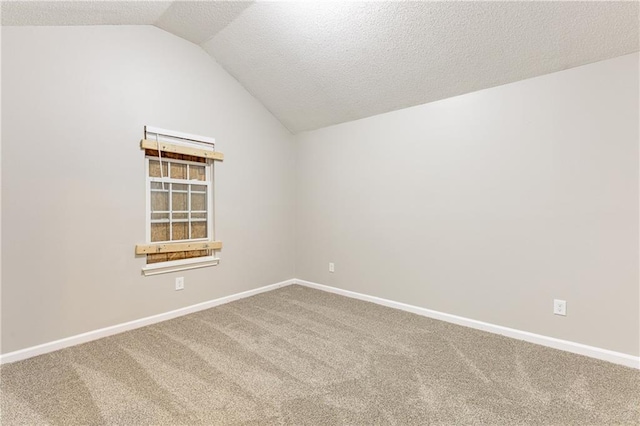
142,255,220,276
142,127,218,275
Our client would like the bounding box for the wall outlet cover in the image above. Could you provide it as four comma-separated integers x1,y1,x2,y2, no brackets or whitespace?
554,299,566,316
176,277,185,291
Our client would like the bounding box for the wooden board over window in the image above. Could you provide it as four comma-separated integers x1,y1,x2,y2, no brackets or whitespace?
137,126,222,275
141,139,224,161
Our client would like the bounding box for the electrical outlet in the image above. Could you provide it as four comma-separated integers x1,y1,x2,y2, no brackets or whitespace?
553,299,566,316
329,262,335,273
175,277,185,291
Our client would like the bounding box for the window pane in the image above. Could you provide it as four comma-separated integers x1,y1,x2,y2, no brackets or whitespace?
191,184,206,192
191,221,207,239
191,193,206,211
172,222,188,240
151,212,169,221
172,212,188,220
170,163,187,179
173,183,187,192
189,165,206,181
151,223,169,242
191,212,206,219
151,192,168,211
172,191,187,211
151,182,166,190
149,160,168,178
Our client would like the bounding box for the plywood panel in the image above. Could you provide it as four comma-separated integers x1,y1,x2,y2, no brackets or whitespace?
149,160,169,177
167,251,186,261
170,162,187,179
151,223,169,242
151,192,169,212
147,250,209,264
191,222,207,239
185,250,209,259
189,164,206,180
172,222,188,240
147,253,169,264
191,193,206,211
172,191,187,211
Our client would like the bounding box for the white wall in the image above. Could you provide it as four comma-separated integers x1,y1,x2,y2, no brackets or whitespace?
2,26,638,359
295,53,639,356
1,26,296,354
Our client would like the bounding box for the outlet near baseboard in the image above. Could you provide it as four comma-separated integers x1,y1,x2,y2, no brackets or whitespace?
175,277,185,291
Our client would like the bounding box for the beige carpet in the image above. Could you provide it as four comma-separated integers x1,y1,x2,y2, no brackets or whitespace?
1,285,638,425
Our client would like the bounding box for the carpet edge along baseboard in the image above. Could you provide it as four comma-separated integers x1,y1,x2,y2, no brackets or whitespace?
1,278,638,369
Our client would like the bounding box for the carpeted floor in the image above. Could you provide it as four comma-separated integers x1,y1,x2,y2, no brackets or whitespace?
1,285,638,425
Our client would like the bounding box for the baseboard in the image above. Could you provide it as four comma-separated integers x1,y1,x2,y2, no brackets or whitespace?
294,279,640,370
4,278,638,369
0,279,296,365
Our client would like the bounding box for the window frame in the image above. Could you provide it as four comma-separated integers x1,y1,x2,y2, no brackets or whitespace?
144,156,213,244
139,126,221,276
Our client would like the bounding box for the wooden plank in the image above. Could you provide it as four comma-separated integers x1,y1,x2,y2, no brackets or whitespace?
136,241,223,255
141,139,224,161
144,149,207,163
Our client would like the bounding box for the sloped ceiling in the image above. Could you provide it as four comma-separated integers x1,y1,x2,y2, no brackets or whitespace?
3,1,638,133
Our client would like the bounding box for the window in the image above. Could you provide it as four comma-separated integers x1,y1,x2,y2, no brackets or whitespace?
146,157,211,258
136,126,224,275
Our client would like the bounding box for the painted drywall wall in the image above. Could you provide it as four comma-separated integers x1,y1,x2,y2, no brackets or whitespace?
1,26,296,354
295,53,640,356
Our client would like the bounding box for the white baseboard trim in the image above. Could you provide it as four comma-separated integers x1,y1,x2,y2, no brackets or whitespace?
3,278,638,370
294,279,640,370
0,279,296,365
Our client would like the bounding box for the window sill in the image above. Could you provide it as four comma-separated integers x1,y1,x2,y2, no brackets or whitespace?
142,256,220,276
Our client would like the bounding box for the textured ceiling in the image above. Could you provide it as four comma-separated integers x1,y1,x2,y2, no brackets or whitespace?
154,1,252,44
1,1,251,42
205,1,639,132
1,1,173,26
3,1,639,133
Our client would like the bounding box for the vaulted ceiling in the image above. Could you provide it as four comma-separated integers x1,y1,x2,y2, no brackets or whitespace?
3,1,638,133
